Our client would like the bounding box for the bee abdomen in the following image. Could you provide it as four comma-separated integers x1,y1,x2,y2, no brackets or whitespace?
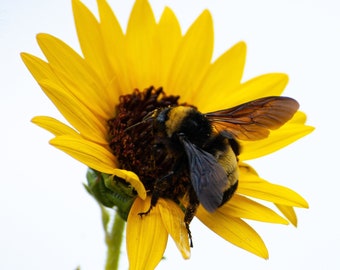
220,180,238,205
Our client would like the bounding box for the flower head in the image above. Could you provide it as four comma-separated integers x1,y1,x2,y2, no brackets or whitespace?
21,0,314,268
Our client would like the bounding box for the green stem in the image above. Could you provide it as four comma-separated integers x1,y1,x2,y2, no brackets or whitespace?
105,212,126,270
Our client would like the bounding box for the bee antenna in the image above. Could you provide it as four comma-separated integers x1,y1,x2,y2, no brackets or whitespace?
124,110,156,132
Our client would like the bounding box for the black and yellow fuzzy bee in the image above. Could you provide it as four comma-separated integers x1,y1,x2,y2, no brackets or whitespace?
130,96,299,245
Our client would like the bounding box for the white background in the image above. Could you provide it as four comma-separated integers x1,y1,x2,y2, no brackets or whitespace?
1,0,339,269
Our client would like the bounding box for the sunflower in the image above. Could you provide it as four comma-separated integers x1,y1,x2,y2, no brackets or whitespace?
21,0,314,269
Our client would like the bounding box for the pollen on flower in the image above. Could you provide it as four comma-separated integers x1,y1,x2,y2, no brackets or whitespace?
107,87,192,200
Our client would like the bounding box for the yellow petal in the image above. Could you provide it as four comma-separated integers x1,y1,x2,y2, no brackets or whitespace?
154,7,182,90
50,135,118,174
167,10,213,103
223,194,288,224
72,0,112,82
31,116,79,137
23,48,112,121
227,73,289,107
290,111,307,123
197,207,268,259
125,0,157,89
38,80,107,144
111,169,146,200
196,42,247,112
127,197,168,270
36,33,113,119
275,204,298,227
97,0,128,97
238,164,309,208
158,199,190,259
51,67,113,121
239,120,315,160
238,161,259,176
21,53,60,84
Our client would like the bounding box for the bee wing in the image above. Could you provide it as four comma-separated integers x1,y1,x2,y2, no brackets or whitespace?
180,137,227,212
205,96,299,140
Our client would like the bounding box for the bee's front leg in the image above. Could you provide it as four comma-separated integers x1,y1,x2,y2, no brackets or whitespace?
138,171,175,217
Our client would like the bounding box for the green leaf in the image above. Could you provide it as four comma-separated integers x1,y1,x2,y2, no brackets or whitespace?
85,168,137,220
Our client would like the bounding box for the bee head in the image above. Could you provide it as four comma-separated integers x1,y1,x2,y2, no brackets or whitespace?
155,106,212,146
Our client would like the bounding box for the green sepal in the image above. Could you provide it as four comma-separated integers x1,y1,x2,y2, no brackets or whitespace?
85,168,137,220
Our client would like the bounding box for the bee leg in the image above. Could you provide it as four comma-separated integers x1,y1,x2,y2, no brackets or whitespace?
184,187,199,247
138,171,175,217
138,204,154,217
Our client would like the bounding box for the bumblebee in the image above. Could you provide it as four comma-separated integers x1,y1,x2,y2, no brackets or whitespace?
131,96,299,245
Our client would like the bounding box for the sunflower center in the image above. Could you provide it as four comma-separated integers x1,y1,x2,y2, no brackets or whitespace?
107,87,192,196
